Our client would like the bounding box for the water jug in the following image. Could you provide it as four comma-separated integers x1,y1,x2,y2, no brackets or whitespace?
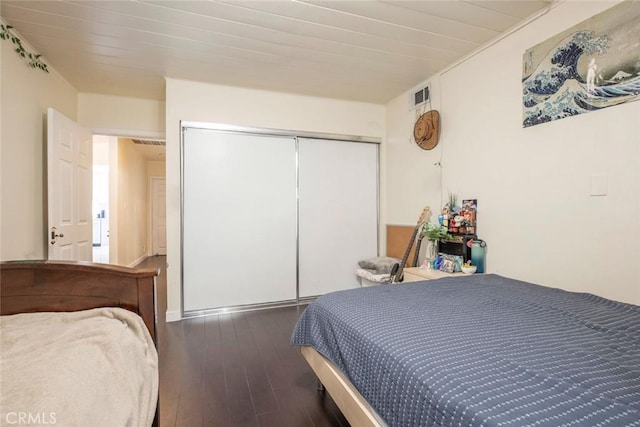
471,239,487,273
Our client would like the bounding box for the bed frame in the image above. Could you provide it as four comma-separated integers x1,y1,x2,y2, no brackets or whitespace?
0,260,160,425
298,226,417,426
0,260,158,340
301,346,386,427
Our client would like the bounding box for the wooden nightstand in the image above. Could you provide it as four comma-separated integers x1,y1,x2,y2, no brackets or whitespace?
401,267,465,283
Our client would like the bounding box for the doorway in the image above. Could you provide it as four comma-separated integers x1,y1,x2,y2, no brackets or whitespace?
92,135,166,265
92,135,112,263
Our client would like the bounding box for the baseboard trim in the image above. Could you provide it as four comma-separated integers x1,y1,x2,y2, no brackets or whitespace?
128,255,147,268
166,310,182,322
183,300,292,319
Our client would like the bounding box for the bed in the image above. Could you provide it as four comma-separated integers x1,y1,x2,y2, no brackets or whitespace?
0,260,160,427
292,274,640,426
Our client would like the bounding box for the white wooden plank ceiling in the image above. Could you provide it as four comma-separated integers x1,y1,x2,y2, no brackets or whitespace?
0,0,551,103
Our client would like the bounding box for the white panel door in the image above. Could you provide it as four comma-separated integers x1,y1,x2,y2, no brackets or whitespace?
298,138,378,297
151,177,166,255
47,108,93,261
182,129,297,312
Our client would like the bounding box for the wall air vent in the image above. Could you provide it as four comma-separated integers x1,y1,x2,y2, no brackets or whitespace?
409,85,430,110
132,139,165,146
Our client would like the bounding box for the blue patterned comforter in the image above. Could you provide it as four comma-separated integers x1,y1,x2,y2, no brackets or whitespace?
291,274,640,426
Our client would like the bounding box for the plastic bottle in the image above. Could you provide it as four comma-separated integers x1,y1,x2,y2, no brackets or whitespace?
471,239,487,273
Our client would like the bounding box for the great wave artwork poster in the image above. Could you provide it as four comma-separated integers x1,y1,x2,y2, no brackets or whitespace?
522,1,640,128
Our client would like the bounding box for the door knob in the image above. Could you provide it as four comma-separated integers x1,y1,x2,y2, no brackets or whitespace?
50,227,64,245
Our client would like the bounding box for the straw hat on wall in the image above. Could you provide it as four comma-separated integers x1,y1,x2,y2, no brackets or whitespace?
413,110,440,150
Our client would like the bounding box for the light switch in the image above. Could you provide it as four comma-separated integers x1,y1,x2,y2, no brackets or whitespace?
590,174,607,196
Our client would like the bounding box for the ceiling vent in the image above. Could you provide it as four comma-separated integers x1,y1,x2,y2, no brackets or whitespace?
132,139,165,146
408,85,430,110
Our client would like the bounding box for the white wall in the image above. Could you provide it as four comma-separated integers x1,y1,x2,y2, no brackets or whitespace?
0,24,78,260
385,0,639,304
115,138,149,267
77,93,165,138
386,76,445,226
165,78,385,320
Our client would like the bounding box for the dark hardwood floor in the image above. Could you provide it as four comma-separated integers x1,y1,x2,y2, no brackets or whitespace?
138,256,349,427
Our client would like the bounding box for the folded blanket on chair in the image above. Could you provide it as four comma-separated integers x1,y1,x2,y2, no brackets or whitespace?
357,256,400,274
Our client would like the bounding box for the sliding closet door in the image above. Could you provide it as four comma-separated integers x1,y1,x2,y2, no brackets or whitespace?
298,138,378,298
182,128,297,312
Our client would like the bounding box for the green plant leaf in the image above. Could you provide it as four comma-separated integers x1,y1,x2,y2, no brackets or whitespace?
1,25,48,73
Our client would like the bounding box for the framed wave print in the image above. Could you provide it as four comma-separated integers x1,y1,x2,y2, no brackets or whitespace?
522,1,640,127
